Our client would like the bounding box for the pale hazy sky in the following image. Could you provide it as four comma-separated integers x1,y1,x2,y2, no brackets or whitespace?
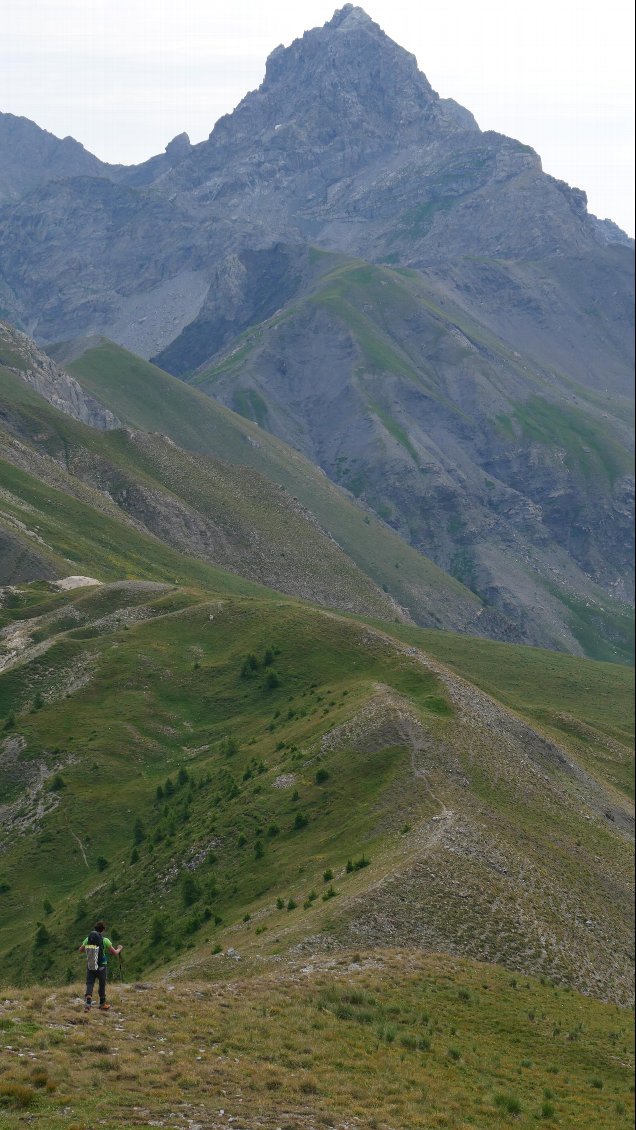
1,0,633,234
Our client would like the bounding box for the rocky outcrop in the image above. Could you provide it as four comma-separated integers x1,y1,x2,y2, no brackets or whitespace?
0,321,119,429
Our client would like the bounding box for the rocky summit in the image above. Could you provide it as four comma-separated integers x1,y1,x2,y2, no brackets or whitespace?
0,4,633,658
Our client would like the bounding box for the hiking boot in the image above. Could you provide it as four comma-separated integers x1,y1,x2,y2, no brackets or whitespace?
98,1002,110,1011
84,999,92,1012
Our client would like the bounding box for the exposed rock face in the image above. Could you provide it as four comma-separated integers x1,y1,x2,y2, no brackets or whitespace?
0,321,119,429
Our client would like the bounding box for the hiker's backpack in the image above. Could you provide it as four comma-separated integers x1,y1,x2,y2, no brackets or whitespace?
85,930,104,971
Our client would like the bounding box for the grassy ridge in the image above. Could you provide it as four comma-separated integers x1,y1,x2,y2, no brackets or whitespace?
0,583,632,1008
379,621,634,749
0,587,445,982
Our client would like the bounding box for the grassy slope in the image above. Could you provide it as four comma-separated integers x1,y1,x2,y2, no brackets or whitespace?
0,583,632,1004
64,341,482,630
0,366,399,618
0,952,633,1130
0,452,271,597
375,622,635,799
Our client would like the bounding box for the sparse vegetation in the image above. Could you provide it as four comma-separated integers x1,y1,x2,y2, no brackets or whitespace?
0,952,631,1128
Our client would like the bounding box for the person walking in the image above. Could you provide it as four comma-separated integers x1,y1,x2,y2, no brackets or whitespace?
79,920,123,1012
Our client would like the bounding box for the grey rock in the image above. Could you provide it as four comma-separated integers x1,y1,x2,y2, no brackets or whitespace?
0,321,119,429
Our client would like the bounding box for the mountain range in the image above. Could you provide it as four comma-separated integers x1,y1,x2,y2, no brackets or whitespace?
0,4,633,661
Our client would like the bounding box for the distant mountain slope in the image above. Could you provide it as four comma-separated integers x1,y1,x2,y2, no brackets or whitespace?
0,579,632,1005
58,337,493,634
1,326,493,632
0,364,408,619
183,258,634,662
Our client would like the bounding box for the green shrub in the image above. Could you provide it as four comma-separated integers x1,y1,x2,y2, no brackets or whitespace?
494,1093,522,1114
315,768,329,784
150,916,165,944
182,875,201,908
241,654,259,677
346,855,370,872
34,923,50,947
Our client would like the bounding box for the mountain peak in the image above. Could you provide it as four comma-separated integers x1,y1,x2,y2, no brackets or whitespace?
237,4,438,150
327,4,377,30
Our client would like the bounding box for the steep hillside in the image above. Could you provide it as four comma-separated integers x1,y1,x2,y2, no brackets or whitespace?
57,336,492,634
0,364,408,620
0,580,632,1008
186,258,634,661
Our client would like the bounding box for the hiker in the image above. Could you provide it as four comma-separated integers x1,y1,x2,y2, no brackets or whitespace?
79,920,123,1011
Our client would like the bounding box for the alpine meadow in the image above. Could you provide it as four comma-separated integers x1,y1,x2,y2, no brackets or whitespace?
0,6,633,1130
